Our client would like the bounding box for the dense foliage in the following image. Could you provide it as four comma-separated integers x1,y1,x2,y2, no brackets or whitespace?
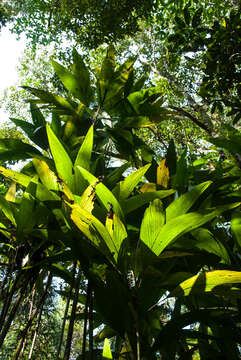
0,0,240,359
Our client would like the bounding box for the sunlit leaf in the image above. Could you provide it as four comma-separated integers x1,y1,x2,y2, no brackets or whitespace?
76,166,124,219
46,124,74,190
166,181,212,221
170,270,241,297
157,159,169,188
140,199,165,250
231,209,241,248
113,163,151,200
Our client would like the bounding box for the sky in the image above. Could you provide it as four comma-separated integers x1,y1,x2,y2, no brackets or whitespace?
0,27,26,124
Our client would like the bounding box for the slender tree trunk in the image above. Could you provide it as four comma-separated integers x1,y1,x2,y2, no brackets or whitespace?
0,283,26,348
89,285,94,360
28,298,44,360
82,281,91,360
13,273,52,359
63,266,82,360
18,288,36,359
0,270,22,334
57,261,77,358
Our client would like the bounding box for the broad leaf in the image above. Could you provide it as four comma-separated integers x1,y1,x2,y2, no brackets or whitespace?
30,103,45,126
0,166,33,187
102,338,113,359
0,138,41,161
22,86,76,115
74,125,93,171
46,124,74,190
151,203,240,255
72,48,92,105
33,158,58,190
113,163,151,200
76,166,124,220
123,189,175,214
191,228,230,264
166,181,212,221
140,199,165,250
231,210,241,248
68,202,116,260
0,195,16,225
106,214,127,261
170,270,241,296
157,159,169,188
51,58,88,106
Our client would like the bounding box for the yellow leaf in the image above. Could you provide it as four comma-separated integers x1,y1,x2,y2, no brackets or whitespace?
170,270,241,297
157,159,169,188
140,182,156,193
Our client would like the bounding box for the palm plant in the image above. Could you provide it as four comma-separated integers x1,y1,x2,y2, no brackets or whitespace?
0,46,240,359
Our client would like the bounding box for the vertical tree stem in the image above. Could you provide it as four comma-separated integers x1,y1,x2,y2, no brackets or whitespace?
82,281,91,360
0,283,26,348
13,273,52,359
63,266,82,360
28,299,44,359
89,285,94,360
19,287,36,359
0,270,22,334
57,261,77,358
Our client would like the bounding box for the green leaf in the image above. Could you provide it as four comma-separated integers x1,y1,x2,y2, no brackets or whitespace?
74,126,93,170
166,181,212,221
106,214,127,261
98,45,115,104
32,158,59,190
127,86,163,114
76,166,124,220
30,103,45,126
11,118,48,149
0,138,41,161
51,58,88,106
0,195,16,225
104,162,130,189
170,270,241,297
231,210,241,248
50,113,62,137
0,166,33,187
123,189,176,214
74,125,93,194
10,118,35,136
140,199,165,250
209,136,241,154
68,202,116,260
190,228,230,264
5,182,16,202
152,203,240,255
22,86,76,115
184,6,191,25
72,48,92,105
113,163,151,200
46,124,74,190
102,338,113,359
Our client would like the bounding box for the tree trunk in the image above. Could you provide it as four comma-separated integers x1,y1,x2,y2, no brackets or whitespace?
63,266,82,360
18,287,36,359
0,283,26,348
82,281,91,360
0,270,22,334
28,298,44,360
13,273,52,359
57,261,77,358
